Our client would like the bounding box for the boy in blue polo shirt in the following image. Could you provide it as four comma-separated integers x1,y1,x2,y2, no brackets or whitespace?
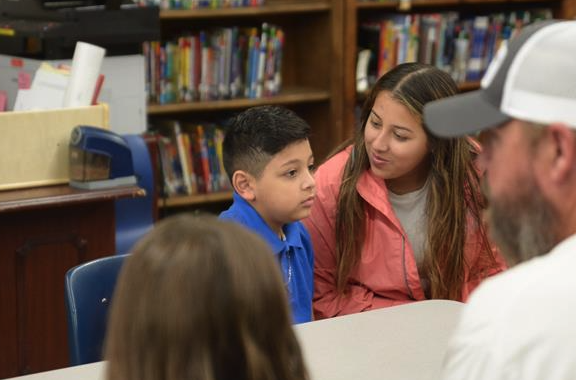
219,105,316,323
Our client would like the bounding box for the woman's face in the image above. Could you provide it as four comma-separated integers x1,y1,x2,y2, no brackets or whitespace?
364,91,430,194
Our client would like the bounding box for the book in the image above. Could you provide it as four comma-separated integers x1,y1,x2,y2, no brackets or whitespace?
356,49,371,93
153,120,192,195
467,16,489,82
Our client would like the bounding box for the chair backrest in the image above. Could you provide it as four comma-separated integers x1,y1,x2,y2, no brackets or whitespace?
64,253,129,366
115,134,155,254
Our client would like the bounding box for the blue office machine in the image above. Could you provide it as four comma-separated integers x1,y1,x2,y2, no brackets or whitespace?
69,125,137,190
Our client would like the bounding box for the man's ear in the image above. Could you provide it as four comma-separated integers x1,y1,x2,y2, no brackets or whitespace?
232,170,256,202
547,123,576,184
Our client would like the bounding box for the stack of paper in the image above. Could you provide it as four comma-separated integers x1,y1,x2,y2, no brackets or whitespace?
13,41,106,111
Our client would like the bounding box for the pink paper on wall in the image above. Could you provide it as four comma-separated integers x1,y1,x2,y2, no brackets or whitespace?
0,91,7,111
18,71,32,89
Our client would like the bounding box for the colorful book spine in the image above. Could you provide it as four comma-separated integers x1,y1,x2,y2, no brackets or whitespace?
143,23,285,104
467,16,489,82
173,121,194,195
255,23,268,98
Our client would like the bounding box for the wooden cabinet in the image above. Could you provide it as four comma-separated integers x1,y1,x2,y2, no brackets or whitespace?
342,0,576,136
0,185,143,378
148,0,345,210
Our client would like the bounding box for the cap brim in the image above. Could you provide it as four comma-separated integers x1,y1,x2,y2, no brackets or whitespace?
423,90,510,138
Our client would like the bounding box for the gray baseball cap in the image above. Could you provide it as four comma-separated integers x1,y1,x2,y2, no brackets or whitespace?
424,19,576,137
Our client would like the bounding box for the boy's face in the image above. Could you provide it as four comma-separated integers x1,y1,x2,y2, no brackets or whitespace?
250,139,316,234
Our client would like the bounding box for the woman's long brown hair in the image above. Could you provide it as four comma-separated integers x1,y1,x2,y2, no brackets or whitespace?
334,62,494,300
105,214,308,380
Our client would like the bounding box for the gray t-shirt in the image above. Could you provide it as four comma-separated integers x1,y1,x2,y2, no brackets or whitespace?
388,180,429,268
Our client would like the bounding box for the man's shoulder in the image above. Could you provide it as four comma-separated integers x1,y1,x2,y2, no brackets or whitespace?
469,256,551,308
462,245,576,340
472,238,576,306
447,244,576,380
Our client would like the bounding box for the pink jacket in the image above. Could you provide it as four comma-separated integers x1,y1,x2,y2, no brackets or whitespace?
303,148,506,319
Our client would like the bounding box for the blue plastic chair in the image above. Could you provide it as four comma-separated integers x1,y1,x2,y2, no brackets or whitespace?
115,134,155,254
64,253,130,366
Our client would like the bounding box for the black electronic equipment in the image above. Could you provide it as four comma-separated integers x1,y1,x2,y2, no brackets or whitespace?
0,0,159,59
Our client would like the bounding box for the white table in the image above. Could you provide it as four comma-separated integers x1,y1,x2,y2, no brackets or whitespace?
295,299,463,380
4,362,105,380
6,300,463,380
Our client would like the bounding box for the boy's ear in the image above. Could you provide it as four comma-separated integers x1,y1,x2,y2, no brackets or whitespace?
232,170,256,202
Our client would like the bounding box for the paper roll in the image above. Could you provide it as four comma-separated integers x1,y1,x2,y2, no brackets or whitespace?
63,41,106,108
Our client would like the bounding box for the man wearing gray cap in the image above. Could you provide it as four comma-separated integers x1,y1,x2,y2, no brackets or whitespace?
424,20,576,380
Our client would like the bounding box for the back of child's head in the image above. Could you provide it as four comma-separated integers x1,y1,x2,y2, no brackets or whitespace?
223,105,311,181
104,213,308,380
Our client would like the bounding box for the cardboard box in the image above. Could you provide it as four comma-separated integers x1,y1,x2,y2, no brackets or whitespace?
0,104,109,191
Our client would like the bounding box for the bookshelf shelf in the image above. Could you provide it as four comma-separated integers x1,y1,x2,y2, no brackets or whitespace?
148,88,331,115
356,0,459,10
159,191,233,208
356,0,560,8
160,2,330,19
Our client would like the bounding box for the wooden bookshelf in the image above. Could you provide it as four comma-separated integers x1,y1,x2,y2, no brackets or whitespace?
149,0,344,211
148,87,331,114
356,0,459,9
149,0,575,212
158,191,233,208
160,2,331,19
343,0,574,134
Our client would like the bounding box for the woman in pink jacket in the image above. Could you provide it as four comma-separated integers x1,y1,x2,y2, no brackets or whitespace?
304,63,507,319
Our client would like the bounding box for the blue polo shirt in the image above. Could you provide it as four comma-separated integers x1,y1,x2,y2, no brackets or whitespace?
219,192,314,324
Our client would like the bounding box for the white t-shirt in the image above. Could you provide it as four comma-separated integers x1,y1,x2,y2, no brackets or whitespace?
441,234,576,380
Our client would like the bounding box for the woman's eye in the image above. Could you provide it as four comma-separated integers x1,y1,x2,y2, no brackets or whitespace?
286,169,297,178
394,132,408,141
308,164,316,173
370,120,382,128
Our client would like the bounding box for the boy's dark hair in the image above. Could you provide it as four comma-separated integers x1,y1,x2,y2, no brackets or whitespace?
223,105,311,181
